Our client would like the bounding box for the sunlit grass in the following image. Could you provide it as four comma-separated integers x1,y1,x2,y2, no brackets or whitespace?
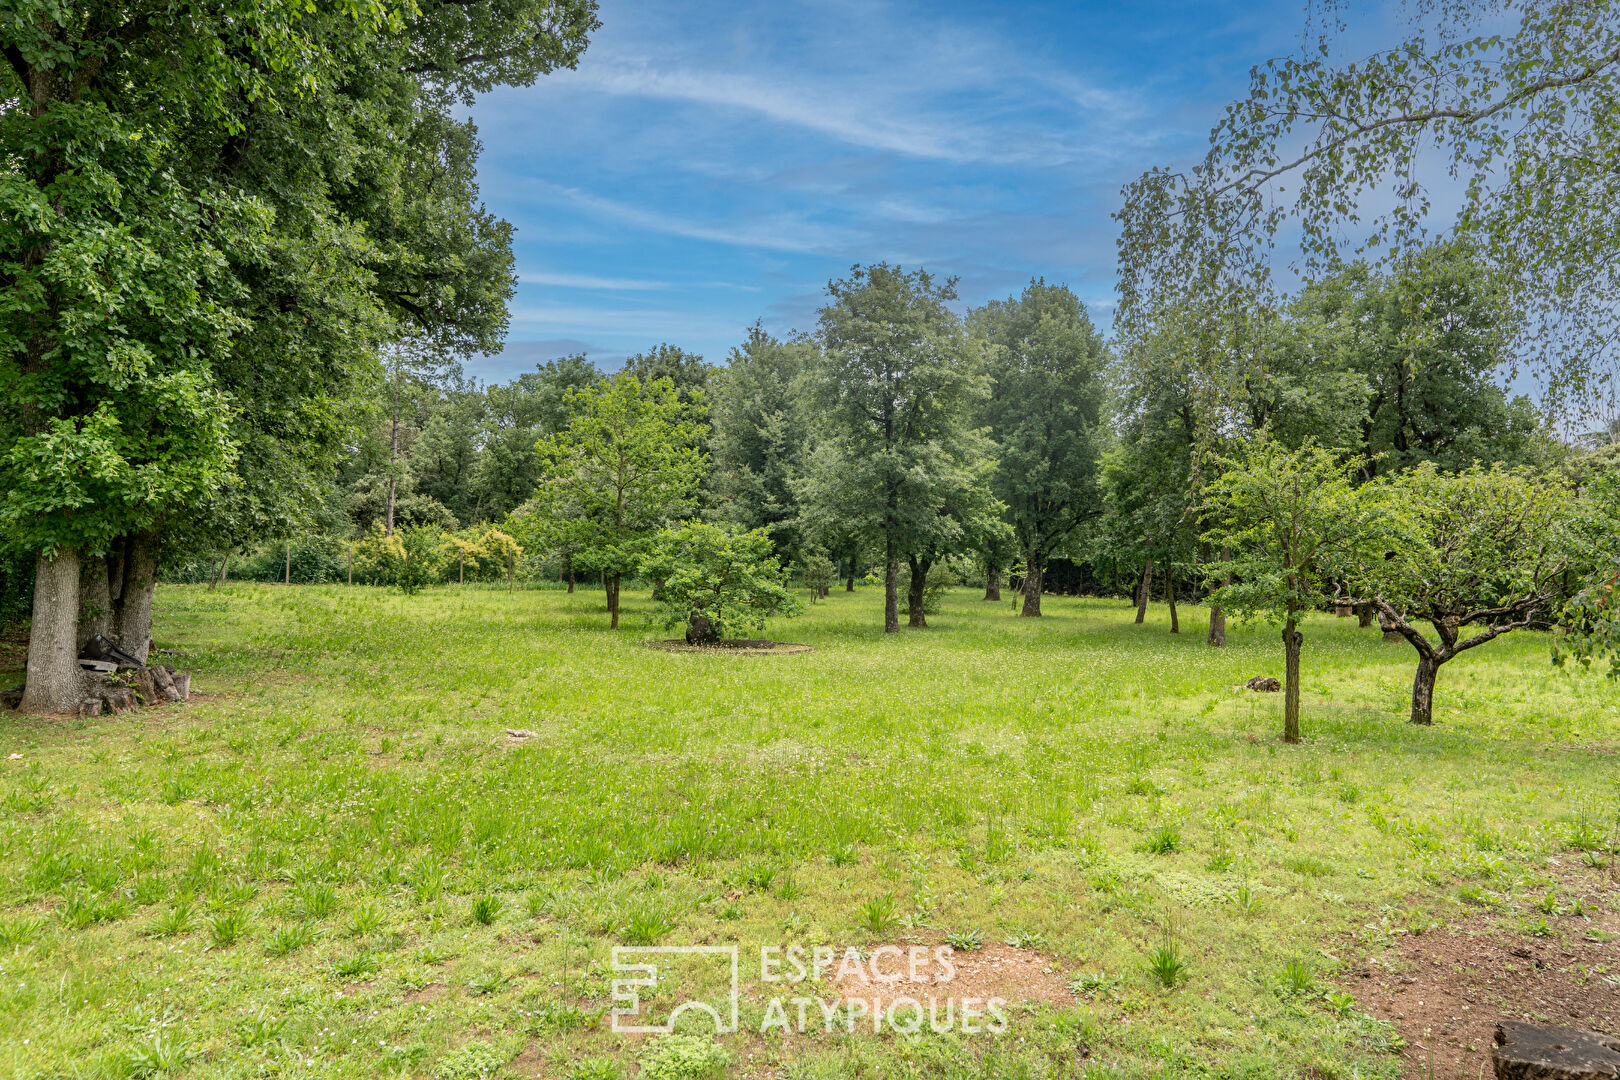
0,582,1614,1077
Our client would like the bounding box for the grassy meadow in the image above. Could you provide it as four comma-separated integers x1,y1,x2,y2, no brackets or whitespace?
0,583,1616,1079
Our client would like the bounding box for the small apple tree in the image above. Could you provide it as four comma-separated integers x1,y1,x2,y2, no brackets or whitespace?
1202,437,1375,743
1348,464,1574,725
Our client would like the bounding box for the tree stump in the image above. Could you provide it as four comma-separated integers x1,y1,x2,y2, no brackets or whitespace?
77,697,103,718
1492,1020,1620,1079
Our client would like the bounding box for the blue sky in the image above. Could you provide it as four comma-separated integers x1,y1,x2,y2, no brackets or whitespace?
465,0,1315,382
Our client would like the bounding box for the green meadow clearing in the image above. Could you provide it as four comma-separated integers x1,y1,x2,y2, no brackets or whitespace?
1,583,1616,1080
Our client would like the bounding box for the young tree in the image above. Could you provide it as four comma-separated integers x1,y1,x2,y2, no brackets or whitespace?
528,374,705,628
801,264,986,633
972,281,1108,616
641,522,802,644
1351,464,1575,724
1203,438,1374,743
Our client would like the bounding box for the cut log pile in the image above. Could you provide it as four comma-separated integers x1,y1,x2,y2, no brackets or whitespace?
1,633,190,716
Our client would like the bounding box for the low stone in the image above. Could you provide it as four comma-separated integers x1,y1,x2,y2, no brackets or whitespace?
171,672,190,701
1244,676,1281,692
1492,1020,1620,1079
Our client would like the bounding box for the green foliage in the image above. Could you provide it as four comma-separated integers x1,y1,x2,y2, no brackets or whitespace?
1144,940,1190,988
637,1035,728,1080
434,1041,509,1080
350,525,453,595
972,280,1108,578
1554,462,1620,677
641,522,801,643
800,263,995,631
1348,463,1576,721
710,326,816,561
523,373,706,623
1202,436,1377,740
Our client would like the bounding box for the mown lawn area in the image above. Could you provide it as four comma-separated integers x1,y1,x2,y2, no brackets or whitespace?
1,583,1616,1079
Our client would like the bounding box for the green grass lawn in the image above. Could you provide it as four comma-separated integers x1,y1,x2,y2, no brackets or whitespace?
1,584,1616,1079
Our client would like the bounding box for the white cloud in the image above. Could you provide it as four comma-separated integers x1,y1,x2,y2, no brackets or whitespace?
521,182,858,254
518,270,668,290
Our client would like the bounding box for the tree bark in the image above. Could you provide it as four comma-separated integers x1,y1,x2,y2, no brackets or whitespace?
685,613,718,645
846,546,857,592
984,562,1001,602
1208,546,1230,646
507,552,514,593
112,530,161,665
459,553,464,584
883,538,900,633
565,553,574,593
1282,617,1303,744
607,573,620,629
1166,559,1179,634
1356,602,1375,629
284,542,291,585
385,368,401,536
1020,554,1042,617
23,548,87,714
1410,653,1439,725
1134,557,1154,624
78,555,112,651
214,551,231,591
907,556,931,629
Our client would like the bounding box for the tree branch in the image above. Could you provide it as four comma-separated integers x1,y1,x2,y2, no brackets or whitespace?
1213,45,1620,200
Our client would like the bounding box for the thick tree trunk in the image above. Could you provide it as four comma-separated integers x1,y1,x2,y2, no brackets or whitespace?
1282,617,1303,744
907,556,930,629
1021,555,1042,617
883,538,900,633
1134,557,1154,624
1410,654,1439,725
1356,602,1375,629
984,562,1001,602
23,548,87,714
78,555,112,651
685,613,718,645
1166,560,1179,634
607,573,621,629
112,530,160,665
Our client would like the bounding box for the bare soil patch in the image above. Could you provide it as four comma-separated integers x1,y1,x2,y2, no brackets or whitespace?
647,639,812,655
1350,909,1620,1079
403,982,446,1004
831,942,1073,1012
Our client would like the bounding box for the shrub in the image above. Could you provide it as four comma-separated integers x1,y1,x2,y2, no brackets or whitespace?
641,522,802,644
637,1035,728,1080
434,1041,509,1080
